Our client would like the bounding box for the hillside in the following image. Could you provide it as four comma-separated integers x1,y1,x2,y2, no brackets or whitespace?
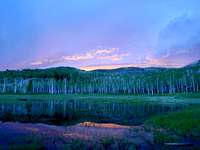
185,60,200,68
0,60,199,95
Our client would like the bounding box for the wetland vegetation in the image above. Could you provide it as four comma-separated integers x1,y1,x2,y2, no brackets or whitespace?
0,61,199,149
0,93,199,149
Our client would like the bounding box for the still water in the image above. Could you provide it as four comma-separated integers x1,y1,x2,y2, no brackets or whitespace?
0,99,188,125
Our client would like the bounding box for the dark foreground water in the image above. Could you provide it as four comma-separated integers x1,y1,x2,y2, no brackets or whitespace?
0,99,198,150
0,99,188,125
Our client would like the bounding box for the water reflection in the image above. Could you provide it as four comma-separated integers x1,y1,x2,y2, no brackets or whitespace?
0,100,188,125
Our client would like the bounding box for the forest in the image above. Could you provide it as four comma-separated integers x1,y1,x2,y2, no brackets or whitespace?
0,60,199,95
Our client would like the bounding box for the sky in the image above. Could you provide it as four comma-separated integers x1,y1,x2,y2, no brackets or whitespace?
0,0,200,70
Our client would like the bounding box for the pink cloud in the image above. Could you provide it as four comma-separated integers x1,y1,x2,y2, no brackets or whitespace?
30,48,129,68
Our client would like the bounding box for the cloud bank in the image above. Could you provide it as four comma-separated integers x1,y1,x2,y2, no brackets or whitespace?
25,15,200,70
30,48,129,68
153,14,200,66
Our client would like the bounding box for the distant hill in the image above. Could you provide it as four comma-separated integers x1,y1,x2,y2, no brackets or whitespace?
92,67,169,76
0,60,199,76
184,60,200,68
92,67,145,74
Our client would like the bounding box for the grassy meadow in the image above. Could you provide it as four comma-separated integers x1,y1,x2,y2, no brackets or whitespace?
0,92,199,149
0,92,199,104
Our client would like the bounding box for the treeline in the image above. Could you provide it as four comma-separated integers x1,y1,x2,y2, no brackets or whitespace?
0,63,199,95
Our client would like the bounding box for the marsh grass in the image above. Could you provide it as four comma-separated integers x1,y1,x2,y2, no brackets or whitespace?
0,93,199,149
153,130,180,144
174,92,200,99
0,93,200,105
145,106,200,143
8,136,45,150
0,94,150,104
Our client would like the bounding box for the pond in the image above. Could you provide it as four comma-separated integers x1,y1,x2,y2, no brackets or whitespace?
0,99,189,125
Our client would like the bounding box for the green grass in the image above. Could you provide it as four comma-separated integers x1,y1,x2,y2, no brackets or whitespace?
0,93,199,147
153,130,179,144
0,93,199,105
174,92,200,99
9,143,45,150
8,136,45,150
145,106,200,139
0,94,155,104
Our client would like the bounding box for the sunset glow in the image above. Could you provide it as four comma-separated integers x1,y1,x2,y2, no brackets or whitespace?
0,0,199,70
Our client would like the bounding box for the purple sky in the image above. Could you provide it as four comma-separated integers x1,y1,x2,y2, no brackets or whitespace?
0,0,200,70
